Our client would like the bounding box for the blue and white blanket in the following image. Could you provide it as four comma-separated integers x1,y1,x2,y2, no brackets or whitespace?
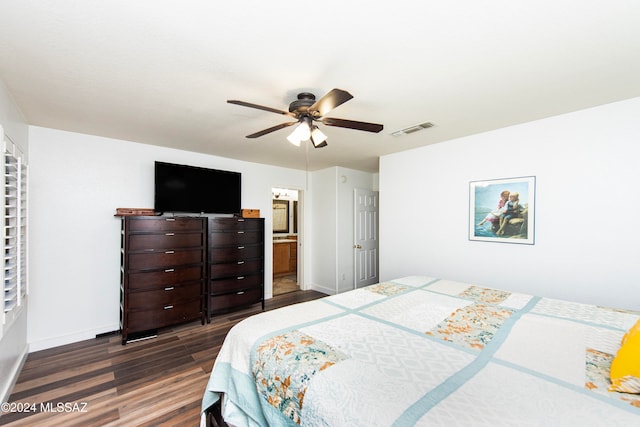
202,276,640,426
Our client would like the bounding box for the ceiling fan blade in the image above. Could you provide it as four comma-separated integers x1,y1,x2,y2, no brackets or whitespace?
227,100,295,117
308,89,353,117
246,121,297,138
321,117,384,133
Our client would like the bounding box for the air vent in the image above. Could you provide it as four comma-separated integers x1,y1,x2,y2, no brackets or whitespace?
391,122,435,136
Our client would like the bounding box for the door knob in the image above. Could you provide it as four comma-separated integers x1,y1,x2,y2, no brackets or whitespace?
353,244,362,249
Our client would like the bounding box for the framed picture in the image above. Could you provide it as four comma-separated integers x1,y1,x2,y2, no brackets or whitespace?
469,176,535,244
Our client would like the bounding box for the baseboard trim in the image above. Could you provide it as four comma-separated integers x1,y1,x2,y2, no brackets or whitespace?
0,343,28,403
29,323,119,352
308,283,336,295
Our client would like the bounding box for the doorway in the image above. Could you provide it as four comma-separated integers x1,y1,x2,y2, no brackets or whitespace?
272,187,300,295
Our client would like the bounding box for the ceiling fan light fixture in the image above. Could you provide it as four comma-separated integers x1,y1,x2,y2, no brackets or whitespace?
287,117,313,146
310,126,328,148
311,137,328,148
287,119,310,146
286,130,302,146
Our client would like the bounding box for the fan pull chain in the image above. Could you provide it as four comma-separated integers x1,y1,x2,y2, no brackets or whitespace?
305,139,310,191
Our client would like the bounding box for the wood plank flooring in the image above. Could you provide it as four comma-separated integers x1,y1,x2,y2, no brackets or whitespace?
1,290,326,427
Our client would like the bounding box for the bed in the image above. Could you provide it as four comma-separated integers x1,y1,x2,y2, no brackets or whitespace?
201,276,640,426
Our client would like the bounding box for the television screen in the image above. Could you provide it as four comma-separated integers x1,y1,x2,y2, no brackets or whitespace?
154,161,241,214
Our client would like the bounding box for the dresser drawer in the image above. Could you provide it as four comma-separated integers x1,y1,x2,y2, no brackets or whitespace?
126,299,201,332
209,287,262,312
209,230,262,246
209,259,262,278
209,217,262,231
128,248,203,270
127,217,205,232
127,281,202,309
209,245,262,263
127,266,203,289
128,232,204,250
210,274,262,295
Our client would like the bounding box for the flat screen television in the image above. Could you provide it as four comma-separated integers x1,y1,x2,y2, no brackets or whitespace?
154,161,241,214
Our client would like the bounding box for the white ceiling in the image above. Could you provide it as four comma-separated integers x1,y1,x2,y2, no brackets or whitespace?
1,1,639,173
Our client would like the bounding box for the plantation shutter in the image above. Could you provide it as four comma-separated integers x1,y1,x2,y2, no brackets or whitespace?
2,126,27,334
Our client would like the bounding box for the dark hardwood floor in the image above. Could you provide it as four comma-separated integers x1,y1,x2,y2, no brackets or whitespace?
1,290,326,427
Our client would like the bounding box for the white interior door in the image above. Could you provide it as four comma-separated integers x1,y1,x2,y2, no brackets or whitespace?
354,188,379,288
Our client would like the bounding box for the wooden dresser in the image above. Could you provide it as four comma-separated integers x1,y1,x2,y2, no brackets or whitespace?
208,217,264,319
120,216,206,344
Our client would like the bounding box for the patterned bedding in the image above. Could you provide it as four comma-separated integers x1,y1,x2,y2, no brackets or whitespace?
201,276,640,426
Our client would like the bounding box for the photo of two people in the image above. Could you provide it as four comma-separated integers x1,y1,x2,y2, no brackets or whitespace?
470,176,535,244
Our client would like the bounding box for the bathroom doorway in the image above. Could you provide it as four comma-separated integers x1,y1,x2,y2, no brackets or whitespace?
272,187,300,295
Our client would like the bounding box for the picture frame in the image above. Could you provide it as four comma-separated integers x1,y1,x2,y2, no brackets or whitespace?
469,176,535,244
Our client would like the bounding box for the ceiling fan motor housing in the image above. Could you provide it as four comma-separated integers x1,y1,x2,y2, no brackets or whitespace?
289,92,316,115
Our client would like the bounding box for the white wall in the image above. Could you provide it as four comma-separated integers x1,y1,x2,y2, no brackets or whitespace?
0,78,29,402
309,168,337,294
380,97,640,311
310,167,377,294
28,126,308,351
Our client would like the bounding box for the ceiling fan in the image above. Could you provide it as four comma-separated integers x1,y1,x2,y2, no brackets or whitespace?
227,88,383,148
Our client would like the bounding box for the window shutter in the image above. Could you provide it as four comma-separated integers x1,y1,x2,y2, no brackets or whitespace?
2,127,27,334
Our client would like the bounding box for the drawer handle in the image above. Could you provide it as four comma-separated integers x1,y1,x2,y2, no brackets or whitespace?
237,231,245,234
164,305,174,310
237,276,245,280
237,218,245,222
165,250,175,254
237,291,245,295
165,232,175,236
237,261,245,265
164,268,175,273
237,246,245,249
164,286,174,291
165,218,176,222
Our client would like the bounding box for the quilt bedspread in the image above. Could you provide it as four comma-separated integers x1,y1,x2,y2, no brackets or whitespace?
201,276,640,426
